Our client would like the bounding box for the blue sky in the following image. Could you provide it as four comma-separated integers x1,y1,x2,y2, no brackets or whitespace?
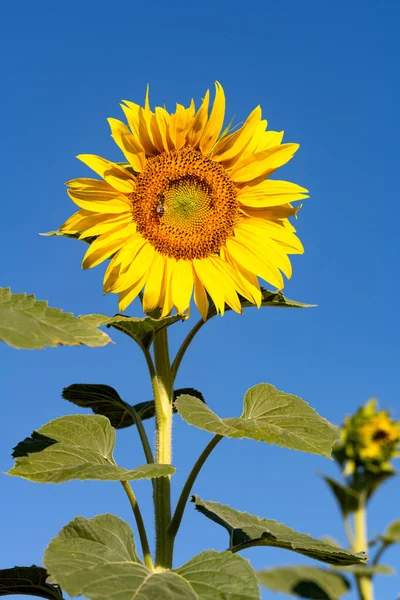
1,1,399,598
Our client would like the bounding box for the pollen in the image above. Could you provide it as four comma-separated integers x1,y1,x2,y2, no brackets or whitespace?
129,147,239,260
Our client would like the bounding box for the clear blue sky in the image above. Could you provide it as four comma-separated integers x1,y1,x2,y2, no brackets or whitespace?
1,1,399,598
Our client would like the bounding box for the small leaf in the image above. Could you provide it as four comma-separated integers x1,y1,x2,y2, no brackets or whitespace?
322,477,360,515
0,288,111,349
382,520,400,544
79,313,183,349
208,288,315,318
0,565,63,599
41,230,96,244
62,384,205,429
191,496,366,566
176,383,339,458
44,514,261,600
9,414,174,483
257,566,351,599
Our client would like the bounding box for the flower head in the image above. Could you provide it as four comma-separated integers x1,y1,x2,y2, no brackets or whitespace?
334,399,400,475
60,83,307,317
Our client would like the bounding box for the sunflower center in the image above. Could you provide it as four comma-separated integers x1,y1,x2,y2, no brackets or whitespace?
129,147,239,260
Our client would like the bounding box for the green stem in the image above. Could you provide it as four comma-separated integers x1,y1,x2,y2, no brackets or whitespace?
120,480,154,570
171,317,207,382
152,326,174,569
371,540,389,566
126,403,154,464
352,491,374,600
169,434,223,540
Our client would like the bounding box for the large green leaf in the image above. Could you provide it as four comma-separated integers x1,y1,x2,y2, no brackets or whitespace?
62,384,205,429
0,566,63,599
8,414,174,483
0,288,111,349
257,566,350,599
79,313,183,349
44,514,261,600
322,477,360,515
208,288,314,318
192,496,366,566
176,383,339,458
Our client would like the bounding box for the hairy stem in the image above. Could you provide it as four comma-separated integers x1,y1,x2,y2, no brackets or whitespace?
120,481,154,570
171,317,207,381
169,434,223,540
152,326,174,569
352,492,374,600
126,402,154,464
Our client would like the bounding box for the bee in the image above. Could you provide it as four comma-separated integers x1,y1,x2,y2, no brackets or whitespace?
156,194,165,217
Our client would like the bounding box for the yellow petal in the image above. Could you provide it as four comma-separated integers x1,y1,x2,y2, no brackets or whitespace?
171,260,193,315
226,235,284,290
82,224,135,269
193,271,209,320
230,144,299,183
60,210,110,234
238,180,309,208
224,254,262,308
186,90,210,148
193,256,241,316
77,154,136,193
199,82,225,153
240,203,301,220
108,239,153,292
211,106,262,163
142,252,166,313
78,214,133,239
121,102,156,156
108,118,146,172
118,272,148,313
155,107,174,152
67,189,131,214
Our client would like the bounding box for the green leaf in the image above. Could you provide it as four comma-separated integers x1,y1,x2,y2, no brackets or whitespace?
0,288,111,349
257,566,351,599
79,313,183,349
208,288,314,318
176,383,339,458
382,520,400,544
0,565,63,599
62,384,205,429
8,414,174,483
322,477,360,515
44,514,261,600
191,496,366,566
41,230,96,244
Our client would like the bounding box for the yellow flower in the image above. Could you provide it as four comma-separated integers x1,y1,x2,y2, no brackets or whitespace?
60,83,307,317
359,412,400,447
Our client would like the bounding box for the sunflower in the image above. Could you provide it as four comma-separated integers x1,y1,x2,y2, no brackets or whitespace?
60,83,307,318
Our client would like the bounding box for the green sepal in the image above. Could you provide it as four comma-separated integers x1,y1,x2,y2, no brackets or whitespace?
62,383,205,429
0,288,111,349
381,519,400,544
0,565,63,599
191,496,367,566
44,514,261,600
257,566,351,599
321,477,360,515
176,383,339,458
9,414,174,483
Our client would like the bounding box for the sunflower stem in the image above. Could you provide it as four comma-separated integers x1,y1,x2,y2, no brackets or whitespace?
171,317,207,381
152,324,174,569
120,481,154,570
169,434,222,540
351,491,374,600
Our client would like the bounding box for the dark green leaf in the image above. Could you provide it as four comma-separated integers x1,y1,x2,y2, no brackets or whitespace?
192,496,366,566
176,383,339,458
257,566,351,599
62,384,205,429
0,288,111,349
44,514,260,599
382,520,400,544
0,566,63,599
79,313,183,349
322,477,360,515
208,288,315,318
8,414,174,483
